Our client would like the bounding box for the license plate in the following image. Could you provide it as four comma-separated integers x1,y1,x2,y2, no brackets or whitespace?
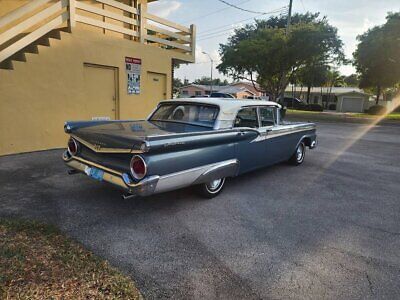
84,166,104,181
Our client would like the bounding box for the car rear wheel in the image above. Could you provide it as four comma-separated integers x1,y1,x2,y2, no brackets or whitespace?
197,178,226,198
289,142,305,165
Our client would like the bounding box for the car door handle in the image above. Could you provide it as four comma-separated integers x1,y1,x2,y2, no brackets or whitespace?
237,131,246,136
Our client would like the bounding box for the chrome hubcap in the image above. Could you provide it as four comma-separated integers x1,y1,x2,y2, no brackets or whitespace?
296,145,304,161
208,179,222,191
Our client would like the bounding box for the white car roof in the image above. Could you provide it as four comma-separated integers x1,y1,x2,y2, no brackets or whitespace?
158,98,282,129
163,97,280,114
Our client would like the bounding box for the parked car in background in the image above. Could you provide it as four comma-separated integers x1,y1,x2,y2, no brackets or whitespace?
209,92,235,98
63,98,317,199
246,95,262,100
281,97,303,109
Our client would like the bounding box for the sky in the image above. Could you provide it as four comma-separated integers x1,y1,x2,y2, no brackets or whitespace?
148,0,400,82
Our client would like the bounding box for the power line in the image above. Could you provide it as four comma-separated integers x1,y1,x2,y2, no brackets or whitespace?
197,9,289,41
180,0,252,24
300,0,307,12
216,0,284,15
198,6,288,37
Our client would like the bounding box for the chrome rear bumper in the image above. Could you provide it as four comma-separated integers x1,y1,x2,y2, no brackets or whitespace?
63,151,239,197
62,151,159,196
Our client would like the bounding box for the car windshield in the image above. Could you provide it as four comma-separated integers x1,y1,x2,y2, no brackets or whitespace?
149,103,219,128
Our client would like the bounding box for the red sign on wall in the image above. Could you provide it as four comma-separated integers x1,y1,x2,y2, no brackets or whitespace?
125,57,141,94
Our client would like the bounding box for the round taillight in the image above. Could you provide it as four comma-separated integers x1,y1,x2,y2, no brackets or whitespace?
130,155,147,180
67,138,78,156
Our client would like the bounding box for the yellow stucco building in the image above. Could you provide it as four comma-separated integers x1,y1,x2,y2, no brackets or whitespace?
0,0,195,156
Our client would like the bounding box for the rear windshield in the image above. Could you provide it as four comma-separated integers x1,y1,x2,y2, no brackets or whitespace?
149,103,219,127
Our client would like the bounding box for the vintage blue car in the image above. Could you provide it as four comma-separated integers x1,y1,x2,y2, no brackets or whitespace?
63,98,317,198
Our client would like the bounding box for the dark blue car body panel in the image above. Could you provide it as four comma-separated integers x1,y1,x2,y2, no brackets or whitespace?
63,102,317,196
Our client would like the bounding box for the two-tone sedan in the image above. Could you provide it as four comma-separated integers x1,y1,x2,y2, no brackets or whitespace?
63,98,317,198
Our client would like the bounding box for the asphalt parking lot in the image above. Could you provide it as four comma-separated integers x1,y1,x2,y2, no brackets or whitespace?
1,121,400,299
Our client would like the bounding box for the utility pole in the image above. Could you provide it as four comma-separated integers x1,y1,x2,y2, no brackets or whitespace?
202,51,213,95
286,0,293,35
279,0,294,103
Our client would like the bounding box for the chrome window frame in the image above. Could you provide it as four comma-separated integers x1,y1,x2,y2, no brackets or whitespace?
233,106,260,129
258,106,278,127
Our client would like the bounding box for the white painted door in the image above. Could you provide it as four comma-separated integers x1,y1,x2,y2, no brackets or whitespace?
341,97,363,113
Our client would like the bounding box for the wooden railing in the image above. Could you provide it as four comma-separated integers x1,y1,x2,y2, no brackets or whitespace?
143,12,195,58
0,0,195,64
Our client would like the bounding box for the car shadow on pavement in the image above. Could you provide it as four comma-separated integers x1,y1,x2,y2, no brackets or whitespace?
1,131,400,300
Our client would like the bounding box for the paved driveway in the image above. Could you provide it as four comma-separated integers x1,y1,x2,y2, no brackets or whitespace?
1,122,400,299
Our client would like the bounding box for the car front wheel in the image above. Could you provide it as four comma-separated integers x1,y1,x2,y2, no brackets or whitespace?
197,178,226,198
289,142,305,165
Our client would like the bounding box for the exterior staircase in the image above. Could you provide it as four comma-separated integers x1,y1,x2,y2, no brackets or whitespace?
0,0,195,71
0,0,70,70
0,27,69,70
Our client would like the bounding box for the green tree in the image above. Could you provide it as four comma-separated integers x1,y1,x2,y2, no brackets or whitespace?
343,74,360,87
217,13,345,101
325,70,345,108
296,63,330,103
193,76,229,86
173,78,184,95
353,12,400,104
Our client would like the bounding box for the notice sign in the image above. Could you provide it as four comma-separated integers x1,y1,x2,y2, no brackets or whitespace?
125,57,141,94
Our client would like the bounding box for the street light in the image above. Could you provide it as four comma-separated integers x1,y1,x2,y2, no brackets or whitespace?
202,51,213,95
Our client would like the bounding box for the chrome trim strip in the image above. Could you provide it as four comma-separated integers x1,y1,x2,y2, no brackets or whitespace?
71,134,145,154
252,125,315,142
69,154,123,176
155,159,239,194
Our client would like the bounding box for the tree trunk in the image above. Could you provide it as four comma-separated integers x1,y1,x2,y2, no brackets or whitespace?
306,85,311,104
376,85,381,105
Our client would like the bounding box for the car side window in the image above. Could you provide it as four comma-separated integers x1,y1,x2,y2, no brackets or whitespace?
234,107,259,128
259,107,276,127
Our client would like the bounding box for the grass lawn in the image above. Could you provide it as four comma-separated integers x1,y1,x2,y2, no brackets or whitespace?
0,218,141,299
351,112,400,120
287,110,400,120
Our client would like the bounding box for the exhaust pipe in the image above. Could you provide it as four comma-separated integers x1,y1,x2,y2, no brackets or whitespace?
122,193,136,200
68,169,79,175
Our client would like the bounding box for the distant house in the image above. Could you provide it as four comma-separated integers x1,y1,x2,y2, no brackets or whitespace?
217,86,255,99
230,81,266,97
179,84,229,97
284,86,373,113
179,81,266,99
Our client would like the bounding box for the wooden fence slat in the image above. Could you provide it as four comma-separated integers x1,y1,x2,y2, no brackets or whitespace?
145,23,191,42
76,15,139,37
145,34,191,52
145,12,190,33
94,0,138,15
76,2,139,26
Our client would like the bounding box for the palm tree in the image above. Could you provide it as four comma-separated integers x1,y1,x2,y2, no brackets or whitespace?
325,70,345,108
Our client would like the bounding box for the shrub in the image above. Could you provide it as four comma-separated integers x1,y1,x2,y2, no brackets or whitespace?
305,104,323,111
367,105,387,115
394,105,400,113
295,102,308,110
328,104,337,110
292,103,323,112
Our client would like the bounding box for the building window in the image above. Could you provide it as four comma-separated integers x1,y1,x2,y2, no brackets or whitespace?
313,95,319,104
181,90,188,95
205,90,211,95
195,91,202,96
